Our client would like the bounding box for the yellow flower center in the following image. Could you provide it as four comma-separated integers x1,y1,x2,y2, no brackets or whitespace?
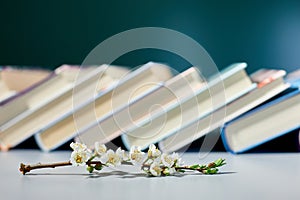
108,156,116,163
131,150,140,160
76,155,83,163
164,155,172,164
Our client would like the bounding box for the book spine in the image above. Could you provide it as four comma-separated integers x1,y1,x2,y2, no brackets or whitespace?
220,124,237,154
298,130,300,151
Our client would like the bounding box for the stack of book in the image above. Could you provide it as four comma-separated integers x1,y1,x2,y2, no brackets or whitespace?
0,62,299,153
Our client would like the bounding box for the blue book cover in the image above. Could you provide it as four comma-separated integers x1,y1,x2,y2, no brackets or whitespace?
286,69,300,88
240,128,300,153
221,87,300,154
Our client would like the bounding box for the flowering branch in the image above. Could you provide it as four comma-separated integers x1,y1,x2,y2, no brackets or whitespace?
19,142,226,177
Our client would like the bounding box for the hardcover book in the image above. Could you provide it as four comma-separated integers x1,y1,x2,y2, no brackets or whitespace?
0,65,110,150
74,66,205,150
0,67,51,125
121,62,256,150
159,68,290,153
34,62,173,151
286,69,300,88
220,87,300,154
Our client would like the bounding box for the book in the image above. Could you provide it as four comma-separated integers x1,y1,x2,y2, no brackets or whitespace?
220,86,300,154
34,62,173,151
0,64,106,150
0,67,52,125
0,68,17,102
298,130,300,151
286,69,300,88
0,69,16,102
286,70,300,154
239,127,300,153
71,66,205,150
119,62,256,150
159,68,290,152
1,66,51,92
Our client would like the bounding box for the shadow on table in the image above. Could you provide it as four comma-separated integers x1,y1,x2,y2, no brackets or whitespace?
25,171,236,179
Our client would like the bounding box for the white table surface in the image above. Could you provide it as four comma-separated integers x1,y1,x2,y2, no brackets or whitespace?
1,150,299,200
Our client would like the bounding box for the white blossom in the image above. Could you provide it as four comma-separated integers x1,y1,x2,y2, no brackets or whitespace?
163,167,177,175
116,147,129,161
147,144,161,159
70,149,91,166
70,142,88,152
100,149,122,166
149,160,162,176
161,152,180,168
69,142,92,166
129,146,145,165
94,142,107,156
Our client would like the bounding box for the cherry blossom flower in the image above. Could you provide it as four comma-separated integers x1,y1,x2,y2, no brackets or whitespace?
70,142,88,152
94,142,107,156
129,146,145,165
163,167,176,175
149,160,162,176
100,149,122,166
147,144,161,159
161,152,180,168
70,149,91,166
116,147,129,161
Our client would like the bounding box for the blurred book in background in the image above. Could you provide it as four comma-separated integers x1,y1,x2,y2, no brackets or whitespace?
158,67,289,152
0,66,52,126
121,62,256,151
0,65,93,150
35,62,172,151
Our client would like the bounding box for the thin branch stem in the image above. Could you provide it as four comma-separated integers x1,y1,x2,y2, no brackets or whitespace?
19,160,103,175
19,161,72,175
175,166,206,173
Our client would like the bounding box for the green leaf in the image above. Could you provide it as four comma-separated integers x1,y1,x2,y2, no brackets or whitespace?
199,165,206,169
205,168,218,174
190,164,200,169
87,166,94,173
163,171,170,176
214,158,226,167
94,163,103,171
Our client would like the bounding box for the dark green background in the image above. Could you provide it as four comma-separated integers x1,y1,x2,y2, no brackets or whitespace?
1,0,299,73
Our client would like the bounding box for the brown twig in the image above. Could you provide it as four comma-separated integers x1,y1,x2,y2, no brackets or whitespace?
19,161,72,175
175,166,206,173
19,160,103,175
